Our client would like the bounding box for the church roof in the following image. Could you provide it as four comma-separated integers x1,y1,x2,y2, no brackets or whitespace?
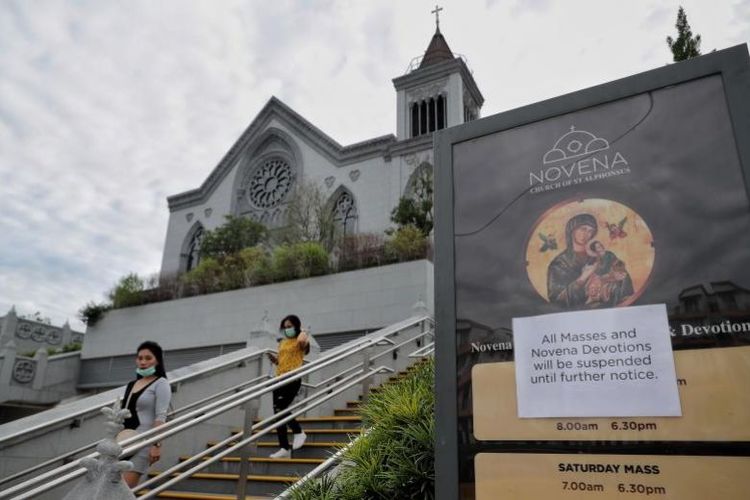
167,97,397,211
419,27,455,69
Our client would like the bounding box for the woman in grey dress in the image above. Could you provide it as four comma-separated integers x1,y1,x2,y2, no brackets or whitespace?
121,341,171,488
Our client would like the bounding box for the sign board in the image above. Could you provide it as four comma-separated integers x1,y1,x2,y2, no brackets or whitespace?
512,304,681,418
434,45,750,500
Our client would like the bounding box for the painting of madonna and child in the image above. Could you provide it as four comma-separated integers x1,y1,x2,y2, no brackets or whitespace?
526,198,655,309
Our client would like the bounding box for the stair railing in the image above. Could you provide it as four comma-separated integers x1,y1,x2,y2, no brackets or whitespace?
0,348,274,489
276,333,435,499
138,366,389,499
275,429,370,500
0,314,432,500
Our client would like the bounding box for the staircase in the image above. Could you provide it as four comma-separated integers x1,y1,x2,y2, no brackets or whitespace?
140,367,422,499
0,315,433,500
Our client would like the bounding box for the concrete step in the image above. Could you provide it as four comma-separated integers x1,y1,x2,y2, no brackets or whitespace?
138,490,269,500
252,415,361,429
147,471,296,497
180,455,324,476
229,427,362,443
345,400,361,408
333,408,360,416
207,441,344,459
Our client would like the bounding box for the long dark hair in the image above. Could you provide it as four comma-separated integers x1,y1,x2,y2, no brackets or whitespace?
279,314,302,337
136,340,167,379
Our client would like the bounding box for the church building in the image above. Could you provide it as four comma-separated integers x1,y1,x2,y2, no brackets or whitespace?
159,21,484,276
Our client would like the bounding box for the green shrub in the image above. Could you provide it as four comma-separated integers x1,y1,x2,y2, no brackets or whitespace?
46,341,82,356
390,166,433,236
200,215,267,259
181,257,223,294
290,358,435,500
386,225,428,262
337,233,388,272
295,242,329,278
180,246,272,294
62,341,82,353
78,301,112,326
238,246,273,285
272,242,329,282
109,273,145,308
271,245,298,282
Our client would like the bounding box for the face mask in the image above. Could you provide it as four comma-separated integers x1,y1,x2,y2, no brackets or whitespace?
136,366,157,377
283,327,297,338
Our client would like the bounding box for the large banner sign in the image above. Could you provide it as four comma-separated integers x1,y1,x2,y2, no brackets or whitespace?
434,45,750,499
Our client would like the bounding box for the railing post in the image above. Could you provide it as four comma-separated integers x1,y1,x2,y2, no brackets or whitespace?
360,349,372,404
236,350,265,499
235,399,259,500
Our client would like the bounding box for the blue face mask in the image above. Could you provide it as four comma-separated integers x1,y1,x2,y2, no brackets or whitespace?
283,327,297,338
136,366,157,377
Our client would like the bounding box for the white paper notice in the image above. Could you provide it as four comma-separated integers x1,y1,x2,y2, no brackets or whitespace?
513,304,682,418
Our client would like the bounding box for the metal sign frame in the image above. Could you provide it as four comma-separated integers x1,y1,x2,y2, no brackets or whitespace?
434,44,750,500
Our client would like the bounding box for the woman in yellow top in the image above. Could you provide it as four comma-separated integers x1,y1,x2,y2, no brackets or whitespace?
267,314,309,458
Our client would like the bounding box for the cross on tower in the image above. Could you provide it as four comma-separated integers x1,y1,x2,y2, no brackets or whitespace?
431,4,443,30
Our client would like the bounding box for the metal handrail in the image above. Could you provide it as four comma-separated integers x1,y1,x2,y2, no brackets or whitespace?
135,367,387,498
275,339,436,498
1,339,364,498
169,373,270,417
409,341,435,358
371,328,434,362
134,368,368,494
1,314,430,499
303,327,434,390
0,350,274,488
0,372,275,488
275,429,368,500
0,347,274,449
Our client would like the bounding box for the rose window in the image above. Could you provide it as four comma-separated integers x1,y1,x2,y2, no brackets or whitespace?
247,158,294,208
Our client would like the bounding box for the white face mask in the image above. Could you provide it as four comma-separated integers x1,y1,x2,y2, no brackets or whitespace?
283,327,296,338
136,366,156,377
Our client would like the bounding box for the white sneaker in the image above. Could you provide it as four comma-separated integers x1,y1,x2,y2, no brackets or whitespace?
292,431,307,450
269,448,291,459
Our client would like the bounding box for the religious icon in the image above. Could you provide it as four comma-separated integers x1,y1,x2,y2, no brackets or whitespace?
525,198,655,309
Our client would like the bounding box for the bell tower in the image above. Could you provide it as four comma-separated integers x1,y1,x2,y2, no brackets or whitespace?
393,6,484,141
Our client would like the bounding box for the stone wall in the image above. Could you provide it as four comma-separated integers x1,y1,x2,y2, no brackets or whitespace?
82,260,434,360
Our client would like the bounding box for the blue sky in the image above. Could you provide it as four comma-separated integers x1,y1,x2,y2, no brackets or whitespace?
1,0,748,330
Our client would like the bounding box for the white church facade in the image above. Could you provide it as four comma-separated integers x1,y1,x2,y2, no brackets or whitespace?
72,24,485,389
159,26,484,276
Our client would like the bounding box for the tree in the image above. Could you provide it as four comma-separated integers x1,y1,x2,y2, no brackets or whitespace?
108,273,145,308
199,215,267,260
391,166,433,236
280,180,338,251
666,6,702,62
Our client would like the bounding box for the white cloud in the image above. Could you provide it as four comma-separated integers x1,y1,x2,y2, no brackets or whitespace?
0,0,747,330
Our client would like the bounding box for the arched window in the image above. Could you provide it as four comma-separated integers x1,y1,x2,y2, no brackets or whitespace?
411,103,419,137
410,95,448,138
181,223,205,273
405,162,433,200
331,190,358,237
